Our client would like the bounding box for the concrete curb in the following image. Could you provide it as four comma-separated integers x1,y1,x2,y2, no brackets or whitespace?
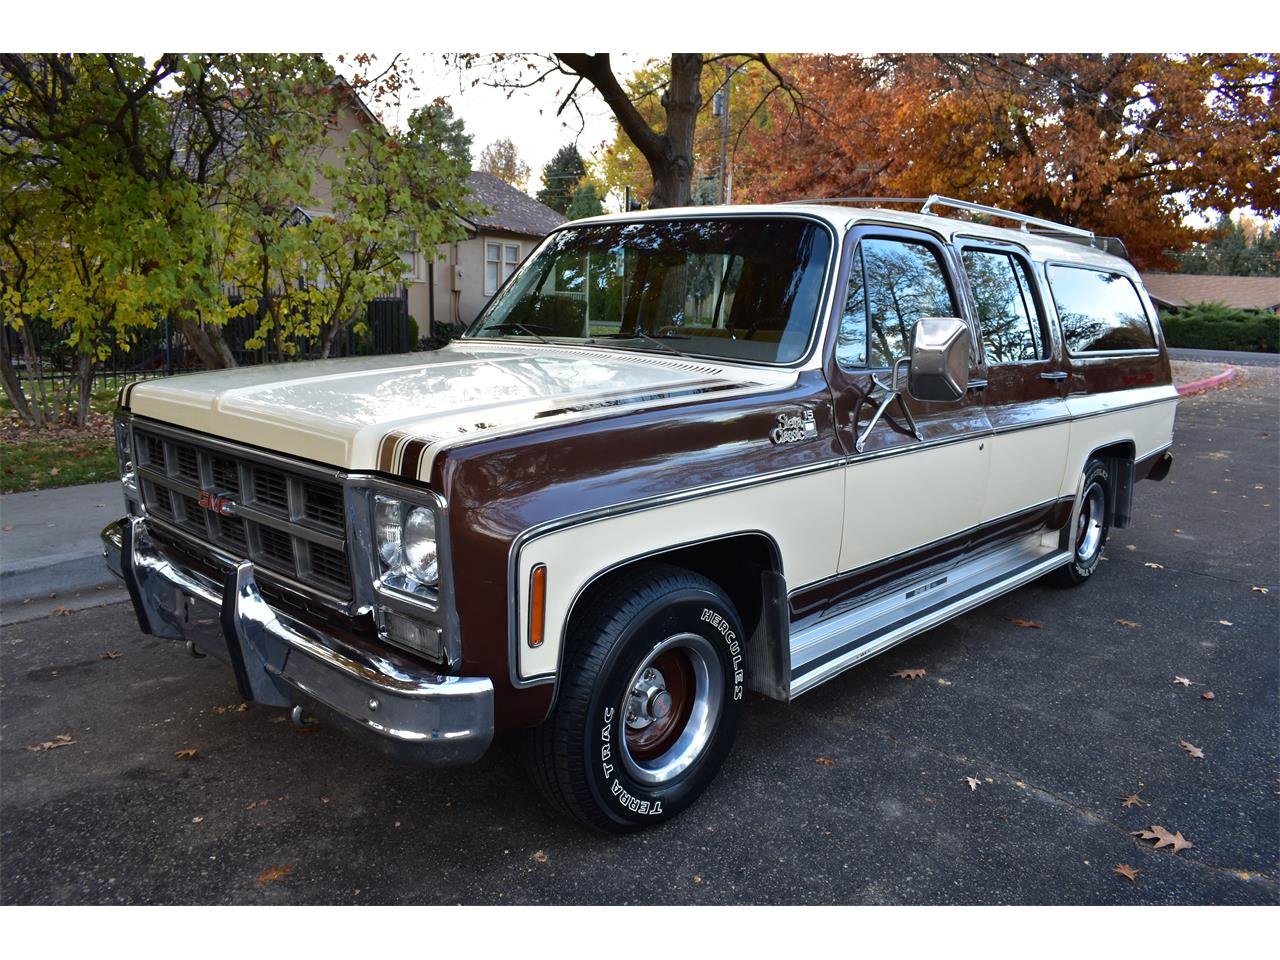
1177,365,1238,397
0,481,121,606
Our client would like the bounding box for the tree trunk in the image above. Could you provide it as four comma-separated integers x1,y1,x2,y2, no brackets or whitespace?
0,334,40,427
174,312,237,369
72,351,93,426
649,54,704,208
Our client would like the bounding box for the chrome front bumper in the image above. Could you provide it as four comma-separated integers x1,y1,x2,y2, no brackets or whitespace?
102,517,493,766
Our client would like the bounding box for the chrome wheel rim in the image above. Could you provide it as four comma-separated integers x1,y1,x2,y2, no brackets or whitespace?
1076,482,1105,562
619,633,723,786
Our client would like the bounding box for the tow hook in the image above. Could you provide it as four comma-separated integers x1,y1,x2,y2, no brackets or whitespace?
185,641,206,659
290,705,320,729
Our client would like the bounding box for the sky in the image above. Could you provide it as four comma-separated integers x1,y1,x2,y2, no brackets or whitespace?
335,54,653,205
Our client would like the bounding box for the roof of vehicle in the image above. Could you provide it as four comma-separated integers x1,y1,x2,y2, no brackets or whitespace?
566,202,1135,275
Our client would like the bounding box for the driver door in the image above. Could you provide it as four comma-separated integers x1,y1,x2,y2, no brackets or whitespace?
821,227,992,620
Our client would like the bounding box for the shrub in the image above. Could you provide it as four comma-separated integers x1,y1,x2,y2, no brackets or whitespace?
1159,301,1279,353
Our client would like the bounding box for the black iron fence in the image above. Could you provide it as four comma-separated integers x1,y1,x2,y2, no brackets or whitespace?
3,289,414,398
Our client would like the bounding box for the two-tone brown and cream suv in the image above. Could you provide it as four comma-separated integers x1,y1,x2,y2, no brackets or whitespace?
104,196,1177,832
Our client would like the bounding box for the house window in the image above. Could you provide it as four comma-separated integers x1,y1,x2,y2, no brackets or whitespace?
485,241,522,296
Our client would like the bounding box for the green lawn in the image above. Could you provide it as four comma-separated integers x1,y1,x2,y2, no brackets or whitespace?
1,437,118,493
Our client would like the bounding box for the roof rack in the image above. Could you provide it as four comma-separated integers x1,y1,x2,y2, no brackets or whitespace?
919,195,1094,239
778,193,1128,259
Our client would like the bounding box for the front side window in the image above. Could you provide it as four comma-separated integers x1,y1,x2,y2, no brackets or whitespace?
1047,265,1156,353
467,217,833,365
962,249,1047,363
836,237,958,369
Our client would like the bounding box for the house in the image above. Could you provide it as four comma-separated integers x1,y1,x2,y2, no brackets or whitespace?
421,171,567,330
1141,273,1280,314
310,91,565,336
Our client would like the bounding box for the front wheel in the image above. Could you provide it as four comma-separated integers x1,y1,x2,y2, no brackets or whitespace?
1050,458,1111,587
525,564,745,833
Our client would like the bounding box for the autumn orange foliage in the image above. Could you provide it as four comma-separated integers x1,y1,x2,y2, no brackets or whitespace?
733,54,1279,268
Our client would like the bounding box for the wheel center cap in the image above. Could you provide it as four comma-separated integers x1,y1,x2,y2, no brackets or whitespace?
649,689,673,720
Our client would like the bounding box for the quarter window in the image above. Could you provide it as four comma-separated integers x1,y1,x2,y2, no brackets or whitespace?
962,250,1047,363
836,238,958,369
485,241,521,296
1047,265,1156,353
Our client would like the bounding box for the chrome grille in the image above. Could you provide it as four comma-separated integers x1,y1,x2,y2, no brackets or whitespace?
134,426,352,598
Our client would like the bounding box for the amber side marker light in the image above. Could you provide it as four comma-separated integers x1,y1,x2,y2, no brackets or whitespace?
529,564,548,648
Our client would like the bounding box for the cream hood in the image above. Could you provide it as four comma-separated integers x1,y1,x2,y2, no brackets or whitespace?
125,341,788,477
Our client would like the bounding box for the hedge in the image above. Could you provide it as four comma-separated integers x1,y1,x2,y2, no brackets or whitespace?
1158,301,1279,353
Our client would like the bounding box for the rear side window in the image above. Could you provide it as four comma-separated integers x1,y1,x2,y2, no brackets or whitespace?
837,238,957,369
962,250,1047,363
1047,265,1156,353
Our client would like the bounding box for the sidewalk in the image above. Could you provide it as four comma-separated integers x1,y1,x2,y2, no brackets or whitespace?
0,482,123,606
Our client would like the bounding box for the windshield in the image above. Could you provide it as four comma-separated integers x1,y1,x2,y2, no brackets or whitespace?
465,217,832,364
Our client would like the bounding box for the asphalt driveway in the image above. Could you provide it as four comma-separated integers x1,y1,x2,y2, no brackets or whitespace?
1,370,1276,905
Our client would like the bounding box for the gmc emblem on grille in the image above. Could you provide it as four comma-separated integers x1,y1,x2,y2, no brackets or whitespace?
198,491,238,517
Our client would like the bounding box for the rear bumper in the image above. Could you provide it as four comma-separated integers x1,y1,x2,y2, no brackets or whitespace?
102,517,493,766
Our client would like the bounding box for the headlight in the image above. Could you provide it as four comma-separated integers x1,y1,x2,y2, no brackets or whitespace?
374,494,439,591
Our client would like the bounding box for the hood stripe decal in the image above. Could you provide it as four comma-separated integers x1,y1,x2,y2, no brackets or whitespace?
385,377,760,481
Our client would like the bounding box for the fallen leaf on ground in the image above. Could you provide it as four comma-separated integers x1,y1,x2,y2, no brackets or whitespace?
1252,586,1269,594
2,524,12,532
935,678,952,686
1144,562,1164,570
531,850,548,863
27,734,74,752
1113,863,1139,882
192,816,204,823
1124,544,1137,551
692,874,703,884
48,467,60,477
99,650,121,660
964,776,980,791
1132,825,1194,853
1179,740,1205,759
1218,620,1233,626
174,748,199,760
815,757,835,766
891,668,926,680
50,606,72,616
1006,617,1042,628
1115,619,1141,628
1173,676,1191,687
1202,691,1215,701
1120,793,1147,808
257,864,294,884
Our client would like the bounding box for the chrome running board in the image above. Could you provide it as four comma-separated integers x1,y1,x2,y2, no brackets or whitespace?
788,534,1072,699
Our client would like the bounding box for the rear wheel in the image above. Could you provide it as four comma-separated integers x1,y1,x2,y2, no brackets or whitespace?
525,564,745,833
1050,458,1110,587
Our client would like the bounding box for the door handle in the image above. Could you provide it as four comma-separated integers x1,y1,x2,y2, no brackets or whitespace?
1040,371,1068,381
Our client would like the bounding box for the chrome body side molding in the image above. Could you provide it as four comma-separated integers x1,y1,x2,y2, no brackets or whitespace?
788,533,1071,699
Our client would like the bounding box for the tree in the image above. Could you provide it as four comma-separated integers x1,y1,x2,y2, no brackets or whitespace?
1,53,483,426
1173,214,1280,276
536,142,587,214
478,136,530,190
566,182,604,219
414,97,473,167
452,54,802,208
732,54,1279,268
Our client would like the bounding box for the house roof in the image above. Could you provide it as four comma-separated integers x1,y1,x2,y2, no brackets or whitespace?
464,171,566,238
1140,273,1280,311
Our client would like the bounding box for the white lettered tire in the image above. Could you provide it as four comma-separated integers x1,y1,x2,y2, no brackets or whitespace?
525,563,745,832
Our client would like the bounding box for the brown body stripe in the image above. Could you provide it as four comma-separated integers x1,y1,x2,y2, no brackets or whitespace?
398,439,429,480
378,432,408,473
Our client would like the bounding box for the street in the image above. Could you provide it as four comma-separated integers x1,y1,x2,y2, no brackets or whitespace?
1,371,1276,905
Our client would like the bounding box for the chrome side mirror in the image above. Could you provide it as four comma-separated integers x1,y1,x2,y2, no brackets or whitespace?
908,318,971,402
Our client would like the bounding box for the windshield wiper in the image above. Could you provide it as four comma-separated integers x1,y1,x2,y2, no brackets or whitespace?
593,329,691,357
477,322,550,344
